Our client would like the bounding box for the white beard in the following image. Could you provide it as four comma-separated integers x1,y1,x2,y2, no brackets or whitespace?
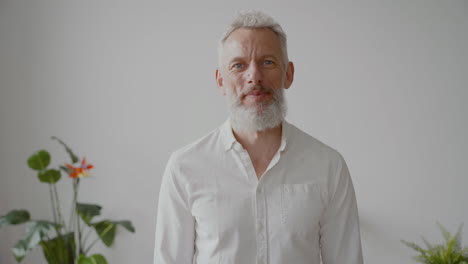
226,86,287,133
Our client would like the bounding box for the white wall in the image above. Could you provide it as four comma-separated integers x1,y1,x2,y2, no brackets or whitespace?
1,1,467,263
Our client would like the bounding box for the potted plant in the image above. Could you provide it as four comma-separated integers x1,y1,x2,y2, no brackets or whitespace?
401,222,468,264
0,137,135,264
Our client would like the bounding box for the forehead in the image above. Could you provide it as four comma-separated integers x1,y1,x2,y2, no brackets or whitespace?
221,28,283,60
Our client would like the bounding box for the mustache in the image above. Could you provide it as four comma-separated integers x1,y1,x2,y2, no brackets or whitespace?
239,85,274,97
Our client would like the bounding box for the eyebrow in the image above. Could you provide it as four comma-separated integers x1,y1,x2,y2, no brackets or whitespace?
227,55,280,64
227,57,244,64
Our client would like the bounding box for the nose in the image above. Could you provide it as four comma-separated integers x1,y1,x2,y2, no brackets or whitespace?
246,63,263,85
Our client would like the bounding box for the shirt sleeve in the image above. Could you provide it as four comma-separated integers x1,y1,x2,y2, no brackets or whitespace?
319,153,364,264
154,154,195,264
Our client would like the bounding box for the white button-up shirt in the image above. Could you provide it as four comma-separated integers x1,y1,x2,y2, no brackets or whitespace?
154,120,363,264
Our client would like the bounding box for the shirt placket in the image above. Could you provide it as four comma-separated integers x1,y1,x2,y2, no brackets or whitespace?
233,142,269,264
255,187,267,264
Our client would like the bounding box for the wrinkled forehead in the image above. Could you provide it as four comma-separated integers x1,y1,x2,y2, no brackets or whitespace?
220,28,283,63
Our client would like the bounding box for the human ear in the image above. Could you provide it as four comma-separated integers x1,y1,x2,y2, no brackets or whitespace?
284,61,295,89
216,69,226,95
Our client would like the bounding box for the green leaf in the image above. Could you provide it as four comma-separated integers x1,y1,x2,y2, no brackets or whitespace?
38,169,61,184
436,221,453,245
401,222,468,263
0,210,30,228
78,254,108,264
27,150,50,171
12,220,58,262
114,220,135,233
76,203,102,225
93,221,116,247
420,235,435,251
454,222,464,251
89,254,108,264
92,220,135,247
40,232,75,264
51,136,79,164
401,239,426,253
78,254,92,264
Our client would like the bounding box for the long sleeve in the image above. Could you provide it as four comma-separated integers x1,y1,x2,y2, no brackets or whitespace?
154,155,195,264
319,153,363,264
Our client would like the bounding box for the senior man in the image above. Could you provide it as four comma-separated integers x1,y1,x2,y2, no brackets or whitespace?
154,10,363,264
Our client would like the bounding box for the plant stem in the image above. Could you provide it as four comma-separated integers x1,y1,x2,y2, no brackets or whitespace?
84,237,99,255
52,187,63,236
68,196,75,233
48,184,58,225
72,178,79,258
69,179,77,233
82,228,93,248
79,217,84,247
52,183,67,233
74,178,83,255
84,223,114,255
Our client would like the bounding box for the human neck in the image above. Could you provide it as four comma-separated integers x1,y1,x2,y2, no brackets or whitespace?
232,123,282,154
232,123,283,178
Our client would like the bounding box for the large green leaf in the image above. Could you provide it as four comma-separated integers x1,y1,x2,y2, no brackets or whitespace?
12,220,58,262
51,136,79,164
113,220,135,233
93,221,116,247
78,254,108,264
38,169,61,184
0,210,30,228
77,255,90,264
40,232,75,264
27,150,50,171
76,203,102,225
93,220,135,247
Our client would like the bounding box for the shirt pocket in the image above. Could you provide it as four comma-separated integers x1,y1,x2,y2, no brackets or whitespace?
190,184,252,240
280,183,324,234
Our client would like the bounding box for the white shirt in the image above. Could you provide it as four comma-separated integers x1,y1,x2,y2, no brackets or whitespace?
154,120,363,264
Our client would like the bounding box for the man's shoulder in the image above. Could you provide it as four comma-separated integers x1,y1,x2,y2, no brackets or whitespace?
169,124,224,165
287,122,343,161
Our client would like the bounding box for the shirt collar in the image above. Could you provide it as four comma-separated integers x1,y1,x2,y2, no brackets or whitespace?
221,119,289,152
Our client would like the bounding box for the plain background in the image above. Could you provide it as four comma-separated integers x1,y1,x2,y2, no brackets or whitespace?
1,0,467,263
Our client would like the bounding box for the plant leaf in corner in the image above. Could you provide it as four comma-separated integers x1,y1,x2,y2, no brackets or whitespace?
51,136,79,164
0,210,30,228
76,203,102,226
114,220,135,233
92,220,135,247
12,220,58,262
40,232,75,264
93,220,116,247
27,150,50,171
78,254,108,264
38,169,61,184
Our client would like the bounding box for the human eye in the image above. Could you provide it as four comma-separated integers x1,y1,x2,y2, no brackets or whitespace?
230,63,245,70
262,59,275,67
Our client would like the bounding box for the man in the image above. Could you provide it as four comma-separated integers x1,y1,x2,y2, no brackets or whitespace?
154,10,363,264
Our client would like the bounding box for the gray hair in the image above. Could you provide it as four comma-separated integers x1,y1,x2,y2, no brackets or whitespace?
218,10,289,67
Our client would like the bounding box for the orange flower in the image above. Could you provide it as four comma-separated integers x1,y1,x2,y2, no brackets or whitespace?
65,157,94,178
